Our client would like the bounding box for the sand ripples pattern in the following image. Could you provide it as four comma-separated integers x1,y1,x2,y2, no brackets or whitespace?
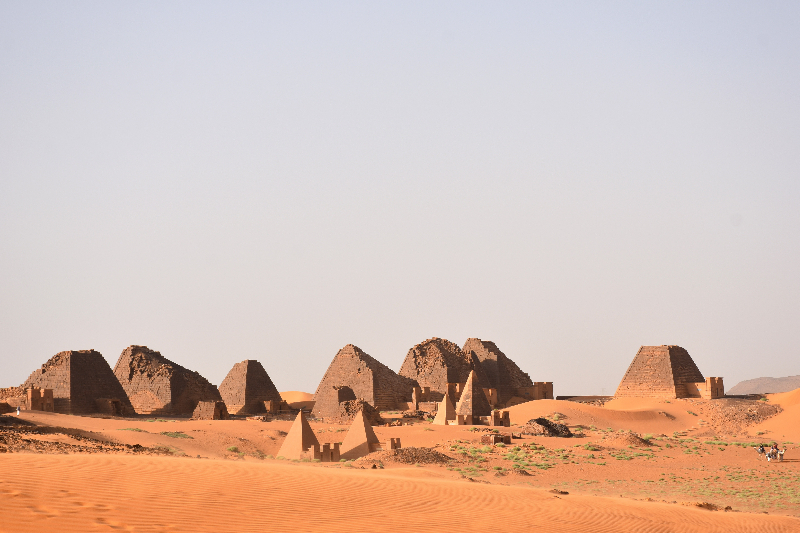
1,455,798,533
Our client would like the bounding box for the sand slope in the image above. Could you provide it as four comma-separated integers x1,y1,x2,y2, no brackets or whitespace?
1,454,797,533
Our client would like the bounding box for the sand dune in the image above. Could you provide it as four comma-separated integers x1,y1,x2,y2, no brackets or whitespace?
1,454,797,533
750,388,800,441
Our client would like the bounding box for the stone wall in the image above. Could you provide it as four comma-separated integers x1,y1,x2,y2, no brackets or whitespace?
219,360,283,415
22,350,134,415
113,345,221,416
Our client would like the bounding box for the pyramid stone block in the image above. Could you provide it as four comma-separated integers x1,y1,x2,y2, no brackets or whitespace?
219,360,282,415
22,350,134,415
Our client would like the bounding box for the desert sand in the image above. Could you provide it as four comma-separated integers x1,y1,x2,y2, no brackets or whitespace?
2,391,800,532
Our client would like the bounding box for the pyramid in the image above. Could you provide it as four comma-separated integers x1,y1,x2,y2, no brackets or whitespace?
340,408,382,460
219,360,283,415
455,370,492,423
432,392,456,425
313,344,416,420
22,350,134,415
277,410,320,460
398,338,472,397
463,338,533,405
615,345,705,399
113,345,222,415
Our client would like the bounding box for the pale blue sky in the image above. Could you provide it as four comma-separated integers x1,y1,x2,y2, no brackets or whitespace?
1,2,798,395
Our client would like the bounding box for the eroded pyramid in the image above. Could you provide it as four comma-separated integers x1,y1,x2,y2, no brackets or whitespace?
22,350,134,415
219,360,282,415
463,338,533,405
432,392,456,425
313,344,416,420
398,338,472,398
113,345,222,415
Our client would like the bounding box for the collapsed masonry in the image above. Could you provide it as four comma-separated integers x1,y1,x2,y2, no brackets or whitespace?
313,344,415,421
22,350,134,415
615,345,724,399
219,360,284,415
113,345,222,415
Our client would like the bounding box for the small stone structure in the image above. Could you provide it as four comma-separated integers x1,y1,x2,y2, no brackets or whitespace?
277,411,320,460
313,344,416,420
340,409,383,460
432,392,456,425
26,388,54,412
481,433,511,445
22,350,134,415
192,400,229,420
454,370,492,425
113,345,222,416
219,360,283,415
94,398,123,416
615,345,724,399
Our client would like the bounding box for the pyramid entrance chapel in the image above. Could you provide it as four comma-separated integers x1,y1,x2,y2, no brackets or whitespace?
615,345,724,399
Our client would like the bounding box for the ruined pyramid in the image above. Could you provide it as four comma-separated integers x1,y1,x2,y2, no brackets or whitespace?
340,408,382,460
277,410,320,460
219,360,283,415
22,350,134,415
113,345,222,415
463,338,533,405
313,344,416,420
455,369,492,424
398,337,473,398
615,345,706,399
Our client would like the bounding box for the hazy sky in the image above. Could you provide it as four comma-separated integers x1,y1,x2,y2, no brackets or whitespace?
1,2,798,396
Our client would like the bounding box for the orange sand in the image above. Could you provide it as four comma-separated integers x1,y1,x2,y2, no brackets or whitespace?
1,453,797,533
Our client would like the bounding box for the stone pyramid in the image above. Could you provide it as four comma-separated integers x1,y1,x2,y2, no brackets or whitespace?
432,392,456,425
22,350,134,415
113,345,222,415
398,338,472,397
313,344,416,420
455,369,492,422
340,408,382,460
463,338,533,405
277,410,320,460
615,345,705,399
219,360,283,415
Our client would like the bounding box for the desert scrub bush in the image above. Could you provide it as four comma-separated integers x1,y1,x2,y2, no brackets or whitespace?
227,446,240,453
120,428,146,432
160,431,193,439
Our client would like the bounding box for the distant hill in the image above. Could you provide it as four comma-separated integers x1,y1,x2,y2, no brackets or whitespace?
727,375,800,395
